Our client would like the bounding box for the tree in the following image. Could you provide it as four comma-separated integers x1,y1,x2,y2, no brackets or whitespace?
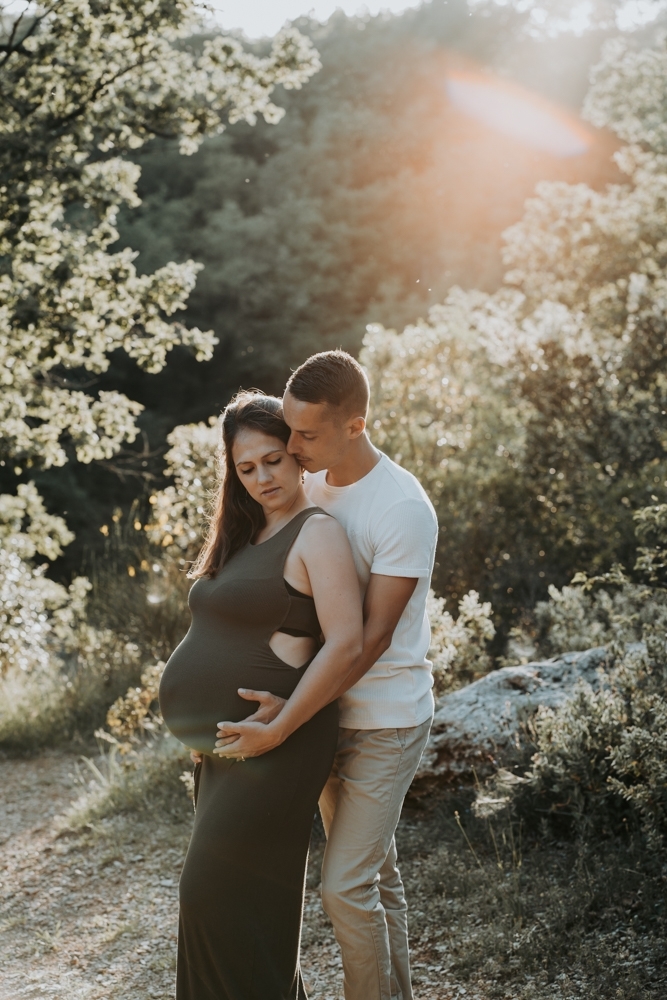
0,0,319,672
142,27,667,641
360,28,667,632
26,1,620,566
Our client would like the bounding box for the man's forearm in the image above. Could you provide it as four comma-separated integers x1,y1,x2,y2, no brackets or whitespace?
327,574,418,704
328,625,392,702
261,639,360,742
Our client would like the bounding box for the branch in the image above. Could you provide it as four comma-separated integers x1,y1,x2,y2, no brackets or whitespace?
94,432,165,484
0,1,62,68
27,56,148,129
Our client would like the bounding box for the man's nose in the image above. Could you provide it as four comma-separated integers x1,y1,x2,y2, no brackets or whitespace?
286,432,298,455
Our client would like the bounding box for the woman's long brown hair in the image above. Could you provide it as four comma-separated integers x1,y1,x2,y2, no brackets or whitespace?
188,392,291,579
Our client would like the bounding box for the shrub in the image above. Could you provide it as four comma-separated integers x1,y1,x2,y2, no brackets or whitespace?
63,659,194,826
0,626,142,751
533,574,649,658
428,588,495,695
87,506,192,664
479,502,667,852
500,641,667,850
0,509,190,752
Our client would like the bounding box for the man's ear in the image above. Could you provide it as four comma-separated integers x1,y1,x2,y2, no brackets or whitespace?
347,415,367,440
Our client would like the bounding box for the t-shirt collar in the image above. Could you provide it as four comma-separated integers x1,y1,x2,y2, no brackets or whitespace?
320,451,385,494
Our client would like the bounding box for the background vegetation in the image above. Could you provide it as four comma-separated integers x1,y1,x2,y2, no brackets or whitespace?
18,0,622,569
1,2,667,996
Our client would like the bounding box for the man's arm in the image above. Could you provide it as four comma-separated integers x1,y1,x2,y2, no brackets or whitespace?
330,572,417,699
214,495,435,757
213,573,417,757
213,516,363,759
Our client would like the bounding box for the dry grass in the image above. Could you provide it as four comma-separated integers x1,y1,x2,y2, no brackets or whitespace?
62,735,192,830
1,753,665,1000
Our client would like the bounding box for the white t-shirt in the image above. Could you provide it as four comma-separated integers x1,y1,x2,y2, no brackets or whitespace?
304,452,438,729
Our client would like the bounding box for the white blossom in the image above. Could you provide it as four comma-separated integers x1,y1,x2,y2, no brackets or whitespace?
0,2,319,673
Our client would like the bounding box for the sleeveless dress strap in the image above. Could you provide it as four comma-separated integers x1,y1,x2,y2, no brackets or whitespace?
273,506,328,572
248,506,326,580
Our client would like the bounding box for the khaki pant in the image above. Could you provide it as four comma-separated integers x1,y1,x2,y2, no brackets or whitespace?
318,719,432,1000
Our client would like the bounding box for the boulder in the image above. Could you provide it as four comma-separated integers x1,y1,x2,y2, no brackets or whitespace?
412,646,621,795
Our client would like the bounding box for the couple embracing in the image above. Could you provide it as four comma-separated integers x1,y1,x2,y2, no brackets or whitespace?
159,350,438,1000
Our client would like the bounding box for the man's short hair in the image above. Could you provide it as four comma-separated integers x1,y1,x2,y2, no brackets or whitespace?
286,350,370,418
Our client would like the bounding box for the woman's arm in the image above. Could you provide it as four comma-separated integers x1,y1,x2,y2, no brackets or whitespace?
213,514,362,759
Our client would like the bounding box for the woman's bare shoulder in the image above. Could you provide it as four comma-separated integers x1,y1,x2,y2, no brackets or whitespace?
300,511,349,546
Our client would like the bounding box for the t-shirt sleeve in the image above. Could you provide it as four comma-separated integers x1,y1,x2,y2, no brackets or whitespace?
370,497,437,578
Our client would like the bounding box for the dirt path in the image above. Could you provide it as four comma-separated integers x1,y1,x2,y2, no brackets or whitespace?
2,753,662,1000
0,752,444,1000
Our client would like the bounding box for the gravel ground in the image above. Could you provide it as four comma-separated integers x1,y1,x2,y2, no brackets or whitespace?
1,752,664,1000
0,752,344,1000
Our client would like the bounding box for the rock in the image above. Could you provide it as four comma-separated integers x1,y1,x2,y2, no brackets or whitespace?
412,645,626,795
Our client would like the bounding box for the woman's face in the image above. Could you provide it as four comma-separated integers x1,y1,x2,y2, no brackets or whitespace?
232,429,301,512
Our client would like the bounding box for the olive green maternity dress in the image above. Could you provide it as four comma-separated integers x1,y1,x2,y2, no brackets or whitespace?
159,508,339,1000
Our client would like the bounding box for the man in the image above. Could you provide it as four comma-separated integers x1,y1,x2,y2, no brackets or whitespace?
214,350,438,1000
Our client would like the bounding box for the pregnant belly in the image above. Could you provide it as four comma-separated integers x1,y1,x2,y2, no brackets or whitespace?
159,630,304,755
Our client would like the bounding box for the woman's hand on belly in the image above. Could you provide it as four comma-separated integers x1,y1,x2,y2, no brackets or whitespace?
213,718,284,759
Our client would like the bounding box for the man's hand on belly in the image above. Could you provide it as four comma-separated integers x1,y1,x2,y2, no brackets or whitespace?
213,689,287,757
238,688,286,725
214,689,286,745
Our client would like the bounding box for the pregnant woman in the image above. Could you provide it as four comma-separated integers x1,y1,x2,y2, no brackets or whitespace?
159,391,362,1000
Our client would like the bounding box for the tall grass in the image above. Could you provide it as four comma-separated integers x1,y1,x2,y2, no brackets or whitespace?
62,734,193,830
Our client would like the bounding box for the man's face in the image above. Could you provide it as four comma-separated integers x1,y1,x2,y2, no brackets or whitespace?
283,391,361,473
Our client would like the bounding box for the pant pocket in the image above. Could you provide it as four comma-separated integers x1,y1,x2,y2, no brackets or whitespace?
395,727,409,751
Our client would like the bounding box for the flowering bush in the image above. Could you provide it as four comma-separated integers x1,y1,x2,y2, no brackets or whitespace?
0,3,318,733
485,499,667,851
0,0,319,477
145,418,221,558
0,482,87,675
359,30,667,635
428,589,495,695
104,661,166,752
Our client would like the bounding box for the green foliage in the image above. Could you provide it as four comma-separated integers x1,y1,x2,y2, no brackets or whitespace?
533,577,648,657
0,0,316,475
66,1,613,561
609,690,667,851
103,660,165,752
484,500,667,852
634,502,667,583
508,645,667,850
0,1,316,704
358,29,667,637
428,588,496,694
0,506,190,751
87,506,192,662
14,1,619,575
0,627,142,750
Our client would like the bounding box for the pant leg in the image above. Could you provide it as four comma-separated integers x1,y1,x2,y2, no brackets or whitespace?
318,719,432,1000
378,835,411,1000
